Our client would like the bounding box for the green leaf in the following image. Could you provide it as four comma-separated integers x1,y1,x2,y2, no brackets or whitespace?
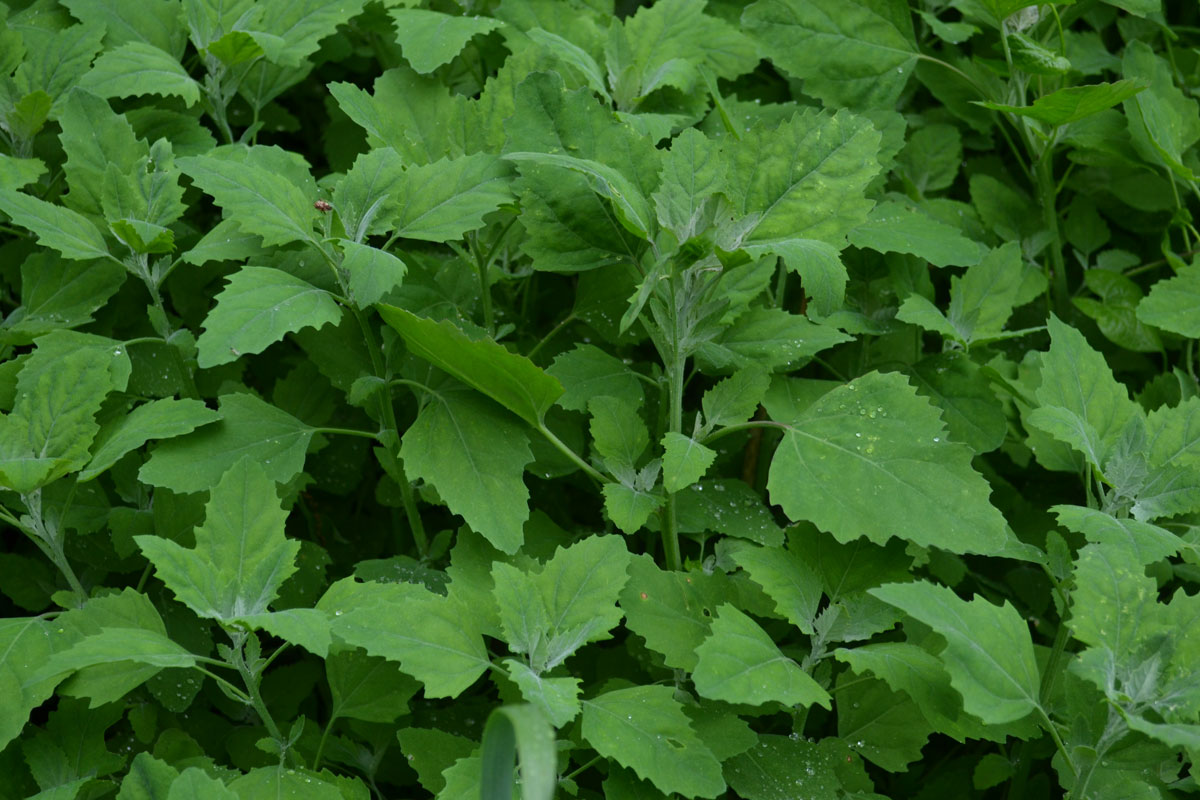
590,396,648,470
139,392,316,493
1052,504,1181,565
118,752,179,799
837,677,933,771
0,617,65,750
79,43,200,106
652,128,724,242
724,735,872,800
695,308,852,374
13,24,105,107
618,555,725,670
326,648,420,724
378,305,563,426
947,242,1030,345
401,387,532,554
60,0,187,55
742,239,848,318
390,153,514,242
701,367,769,431
870,581,1041,725
0,189,110,261
228,766,345,800
503,661,581,728
660,433,715,494
332,147,406,242
237,609,331,657
1027,316,1139,470
1138,263,1200,337
849,200,983,267
729,539,822,635
0,253,125,345
176,155,317,247
979,80,1147,126
36,628,199,678
1124,41,1200,180
742,0,917,109
338,240,408,307
80,398,220,481
135,458,298,620
196,266,342,367
0,154,47,190
388,9,504,74
767,370,1008,554
546,344,643,413
581,686,724,798
0,349,116,492
693,604,831,708
1068,543,1158,663
320,578,490,698
479,704,556,800
907,352,1007,454
603,483,663,534
169,768,239,800
897,123,962,194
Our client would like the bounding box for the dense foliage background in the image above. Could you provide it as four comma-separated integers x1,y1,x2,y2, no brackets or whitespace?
2,0,1200,797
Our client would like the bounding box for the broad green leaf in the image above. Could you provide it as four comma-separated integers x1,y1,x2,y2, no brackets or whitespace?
228,766,345,800
397,728,476,795
0,189,110,261
1138,263,1200,337
1146,395,1200,470
80,398,220,481
979,80,1147,126
661,433,715,493
236,609,331,657
897,123,962,194
837,677,933,771
618,555,725,670
742,239,848,318
36,628,199,678
139,392,316,493
849,200,983,267
695,308,852,374
870,581,1041,725
742,0,917,109
897,293,962,341
196,266,342,367
390,153,513,241
245,0,367,66
676,479,785,547
907,352,1007,454
332,147,406,242
176,155,317,247
1027,316,1139,469
182,218,269,265
0,617,64,750
547,344,643,413
378,305,563,426
724,736,872,800
767,371,1008,554
947,242,1029,345
320,578,490,698
79,43,200,106
505,151,653,240
401,387,533,554
530,535,630,665
590,396,648,470
693,604,830,708
701,367,769,431
1075,268,1162,354
975,0,1073,26
480,704,556,800
0,254,125,345
1069,543,1159,660
729,541,822,635
60,0,187,55
602,483,663,534
581,686,724,798
1053,505,1179,565
0,154,45,189
326,648,420,724
338,240,407,307
1124,41,1200,180
388,9,504,74
504,661,581,727
136,458,298,620
652,128,724,241
12,24,105,109
169,768,239,800
0,350,115,492
119,752,179,799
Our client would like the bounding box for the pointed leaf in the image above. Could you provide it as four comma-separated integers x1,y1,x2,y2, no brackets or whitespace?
388,9,504,74
391,153,513,242
547,344,643,413
701,367,769,431
661,433,715,493
590,396,648,470
603,483,663,534
979,80,1147,125
326,648,420,723
729,541,822,635
849,200,983,267
79,43,200,105
1138,263,1200,337
177,155,317,247
80,398,221,481
338,240,407,307
0,189,109,261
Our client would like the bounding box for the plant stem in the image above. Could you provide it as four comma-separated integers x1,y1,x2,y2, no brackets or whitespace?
1035,150,1069,310
22,491,87,606
526,314,576,361
313,713,339,771
232,636,285,748
662,332,685,572
536,423,606,483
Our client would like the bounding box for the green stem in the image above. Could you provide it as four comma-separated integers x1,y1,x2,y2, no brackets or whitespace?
313,713,339,771
1035,150,1069,310
22,491,87,606
231,635,284,747
536,423,607,483
526,314,576,361
314,426,381,441
699,420,792,446
662,341,685,572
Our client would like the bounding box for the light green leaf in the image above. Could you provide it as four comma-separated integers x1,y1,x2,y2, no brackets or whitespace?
480,704,556,800
870,581,1041,725
136,458,298,620
1146,395,1200,470
652,127,724,242
338,240,407,307
176,155,317,247
661,433,715,494
897,123,962,193
139,392,315,493
767,371,1008,554
1138,263,1200,337
326,648,419,724
388,9,504,74
182,218,269,266
742,0,917,109
332,147,406,242
235,609,331,657
391,153,513,242
0,189,110,261
0,254,125,345
1069,543,1158,659
742,238,847,318
81,398,220,481
169,768,239,800
590,396,648,470
618,555,725,670
79,43,200,106
0,617,66,750
547,344,643,413
196,267,341,368
695,308,852,374
848,200,983,267
1053,505,1181,565
693,604,831,708
837,677,933,771
378,305,563,426
503,661,581,728
60,0,187,55
35,628,198,680
947,242,1028,345
320,578,490,698
896,293,961,341
581,686,724,798
907,352,1007,454
1027,315,1139,469
505,151,653,240
246,0,367,66
701,367,769,431
532,535,630,666
13,24,105,108
401,387,532,554
228,766,344,800
0,154,46,190
1124,41,1200,180
603,483,663,535
724,736,870,800
729,540,822,635
979,80,1147,126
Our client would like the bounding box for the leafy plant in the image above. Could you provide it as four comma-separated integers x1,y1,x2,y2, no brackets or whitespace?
1,0,1200,798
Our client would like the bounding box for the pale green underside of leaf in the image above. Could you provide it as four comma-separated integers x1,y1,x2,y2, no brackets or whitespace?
1138,263,1200,337
693,604,830,708
401,388,532,554
978,80,1147,126
581,685,725,798
767,370,1008,554
389,8,504,74
870,581,1042,725
196,266,342,367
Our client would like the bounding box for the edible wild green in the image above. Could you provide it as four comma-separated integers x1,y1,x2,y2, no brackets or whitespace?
1,0,1200,798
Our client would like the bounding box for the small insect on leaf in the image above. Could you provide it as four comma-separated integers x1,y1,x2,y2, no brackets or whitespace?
314,199,333,212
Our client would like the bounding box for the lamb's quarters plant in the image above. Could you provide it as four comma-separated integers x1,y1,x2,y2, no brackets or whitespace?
2,0,1200,797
